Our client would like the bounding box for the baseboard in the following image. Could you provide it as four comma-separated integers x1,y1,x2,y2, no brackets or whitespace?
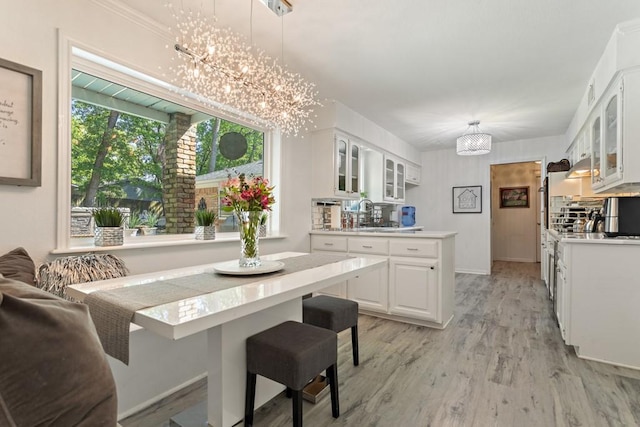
455,268,490,275
493,257,536,263
117,372,207,421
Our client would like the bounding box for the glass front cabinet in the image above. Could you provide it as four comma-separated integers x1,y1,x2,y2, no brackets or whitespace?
334,134,361,197
592,76,623,190
384,156,405,203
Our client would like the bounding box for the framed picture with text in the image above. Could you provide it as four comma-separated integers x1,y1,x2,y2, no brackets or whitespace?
500,186,529,208
0,57,42,186
452,185,482,213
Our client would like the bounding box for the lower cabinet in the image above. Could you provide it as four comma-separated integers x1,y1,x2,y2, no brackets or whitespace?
310,233,455,329
389,257,438,322
347,254,388,313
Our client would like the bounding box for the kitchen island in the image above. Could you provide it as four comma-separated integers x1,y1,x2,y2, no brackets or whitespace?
310,229,457,329
548,230,640,370
67,252,386,427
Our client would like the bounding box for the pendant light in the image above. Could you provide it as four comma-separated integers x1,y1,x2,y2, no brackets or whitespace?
456,121,492,155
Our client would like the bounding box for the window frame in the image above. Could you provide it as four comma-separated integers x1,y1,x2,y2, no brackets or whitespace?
57,37,280,252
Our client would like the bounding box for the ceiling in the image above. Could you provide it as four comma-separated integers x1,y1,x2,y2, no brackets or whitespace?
120,0,640,151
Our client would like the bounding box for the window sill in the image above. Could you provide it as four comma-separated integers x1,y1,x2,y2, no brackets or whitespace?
52,233,288,255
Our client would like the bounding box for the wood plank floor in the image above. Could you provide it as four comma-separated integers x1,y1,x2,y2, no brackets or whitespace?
121,261,640,426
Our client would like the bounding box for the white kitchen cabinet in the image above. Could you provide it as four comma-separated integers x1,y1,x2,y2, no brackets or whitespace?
309,232,455,328
311,129,362,199
310,234,347,298
346,237,389,313
389,257,438,321
590,70,640,192
384,156,405,203
405,162,421,185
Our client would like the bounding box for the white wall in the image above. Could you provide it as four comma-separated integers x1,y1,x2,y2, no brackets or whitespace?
406,136,566,274
0,0,313,418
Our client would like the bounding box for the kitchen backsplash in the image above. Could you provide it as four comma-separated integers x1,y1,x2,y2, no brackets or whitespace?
311,199,399,230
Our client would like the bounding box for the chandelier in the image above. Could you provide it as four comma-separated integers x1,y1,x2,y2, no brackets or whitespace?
456,121,492,155
169,4,320,136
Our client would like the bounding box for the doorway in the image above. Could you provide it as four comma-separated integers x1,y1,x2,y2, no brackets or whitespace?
490,161,541,263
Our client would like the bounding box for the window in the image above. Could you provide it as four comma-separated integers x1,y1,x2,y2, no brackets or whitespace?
61,46,276,249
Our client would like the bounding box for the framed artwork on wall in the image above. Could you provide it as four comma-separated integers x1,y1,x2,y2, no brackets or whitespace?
500,186,529,208
452,185,482,213
0,57,42,186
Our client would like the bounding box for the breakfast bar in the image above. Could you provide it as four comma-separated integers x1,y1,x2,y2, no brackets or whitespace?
67,252,386,427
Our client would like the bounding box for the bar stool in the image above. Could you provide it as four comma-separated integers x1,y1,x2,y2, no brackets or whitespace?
303,295,359,366
245,321,339,427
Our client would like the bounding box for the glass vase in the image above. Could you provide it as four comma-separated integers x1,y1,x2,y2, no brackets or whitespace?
237,210,262,267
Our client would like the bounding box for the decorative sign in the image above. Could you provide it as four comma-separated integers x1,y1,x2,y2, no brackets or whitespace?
452,185,482,213
0,58,42,186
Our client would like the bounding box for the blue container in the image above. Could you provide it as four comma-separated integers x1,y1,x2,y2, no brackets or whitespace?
401,206,416,227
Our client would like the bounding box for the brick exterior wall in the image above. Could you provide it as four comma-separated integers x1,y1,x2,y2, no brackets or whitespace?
163,113,197,234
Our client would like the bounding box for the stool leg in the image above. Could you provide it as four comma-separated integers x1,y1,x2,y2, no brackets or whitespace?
326,364,340,418
286,387,292,398
244,372,257,427
292,389,303,427
351,325,359,366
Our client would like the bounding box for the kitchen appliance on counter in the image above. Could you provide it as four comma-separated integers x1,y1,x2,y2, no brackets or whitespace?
603,196,640,237
400,206,416,227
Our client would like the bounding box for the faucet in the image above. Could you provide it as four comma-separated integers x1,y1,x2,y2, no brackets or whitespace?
355,199,373,228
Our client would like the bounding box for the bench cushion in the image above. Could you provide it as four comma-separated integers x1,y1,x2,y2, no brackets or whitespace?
0,276,117,426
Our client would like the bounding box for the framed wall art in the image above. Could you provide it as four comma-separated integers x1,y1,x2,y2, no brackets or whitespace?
500,186,529,208
452,185,482,213
0,57,42,186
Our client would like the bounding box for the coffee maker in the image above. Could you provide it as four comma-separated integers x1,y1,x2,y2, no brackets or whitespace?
602,197,640,237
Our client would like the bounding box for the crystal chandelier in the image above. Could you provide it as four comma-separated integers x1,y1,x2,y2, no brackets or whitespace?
169,4,320,136
456,121,492,155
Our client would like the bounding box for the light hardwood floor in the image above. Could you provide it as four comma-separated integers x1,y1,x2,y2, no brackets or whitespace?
121,262,640,426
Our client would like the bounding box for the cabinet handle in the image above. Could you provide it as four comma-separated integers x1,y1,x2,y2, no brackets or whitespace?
362,245,373,249
407,248,419,251
324,243,334,246
430,266,435,270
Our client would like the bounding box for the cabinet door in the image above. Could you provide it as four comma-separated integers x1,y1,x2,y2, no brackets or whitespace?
590,114,602,186
389,257,439,322
335,136,348,196
350,143,360,195
310,236,348,297
384,157,395,200
347,254,388,313
601,82,623,185
395,162,405,201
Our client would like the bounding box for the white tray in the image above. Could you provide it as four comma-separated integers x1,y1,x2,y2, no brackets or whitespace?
212,260,285,276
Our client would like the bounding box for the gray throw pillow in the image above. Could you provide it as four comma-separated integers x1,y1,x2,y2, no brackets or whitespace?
0,247,36,286
0,276,118,426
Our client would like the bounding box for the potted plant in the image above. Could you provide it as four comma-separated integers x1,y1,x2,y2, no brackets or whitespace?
92,207,124,246
126,211,143,236
195,209,218,240
142,211,160,236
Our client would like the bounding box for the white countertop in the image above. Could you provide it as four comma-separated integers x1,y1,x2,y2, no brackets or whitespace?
67,252,387,340
547,229,640,245
310,228,457,238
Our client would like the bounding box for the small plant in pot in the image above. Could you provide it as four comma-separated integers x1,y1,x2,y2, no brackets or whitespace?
195,209,217,240
141,211,160,236
92,207,124,246
126,211,144,236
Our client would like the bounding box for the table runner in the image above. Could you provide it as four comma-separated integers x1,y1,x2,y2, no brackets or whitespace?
85,253,351,364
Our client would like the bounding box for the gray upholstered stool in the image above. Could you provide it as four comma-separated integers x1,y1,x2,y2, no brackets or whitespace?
245,320,339,427
303,295,359,365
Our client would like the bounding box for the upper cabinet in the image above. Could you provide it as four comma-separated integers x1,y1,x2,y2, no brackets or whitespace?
384,156,405,203
591,71,640,192
405,163,421,185
312,129,362,199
